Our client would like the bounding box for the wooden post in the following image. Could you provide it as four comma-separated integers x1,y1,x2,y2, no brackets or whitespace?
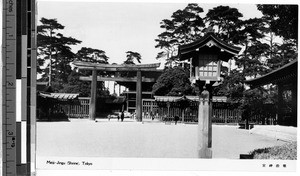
136,70,142,122
68,103,70,118
182,109,185,123
225,109,227,124
89,69,97,120
198,88,212,158
167,102,170,116
208,94,212,148
277,83,283,125
291,82,297,126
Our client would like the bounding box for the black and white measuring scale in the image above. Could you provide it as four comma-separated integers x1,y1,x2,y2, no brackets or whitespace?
2,0,37,175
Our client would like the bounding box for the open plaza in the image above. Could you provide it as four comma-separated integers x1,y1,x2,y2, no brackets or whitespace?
36,118,291,159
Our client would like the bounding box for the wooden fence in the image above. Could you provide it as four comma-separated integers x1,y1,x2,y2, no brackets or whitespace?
62,97,90,118
49,97,242,123
212,109,241,124
142,99,242,124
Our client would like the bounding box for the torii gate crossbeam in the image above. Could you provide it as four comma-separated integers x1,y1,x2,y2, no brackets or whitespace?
72,61,161,121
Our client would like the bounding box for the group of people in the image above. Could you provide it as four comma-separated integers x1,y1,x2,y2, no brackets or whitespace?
107,111,125,122
117,111,125,122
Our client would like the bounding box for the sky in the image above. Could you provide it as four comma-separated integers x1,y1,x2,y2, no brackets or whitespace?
0,0,297,95
37,0,266,66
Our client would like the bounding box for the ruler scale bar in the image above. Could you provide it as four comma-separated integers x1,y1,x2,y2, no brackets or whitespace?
29,1,37,173
3,0,37,175
2,0,17,176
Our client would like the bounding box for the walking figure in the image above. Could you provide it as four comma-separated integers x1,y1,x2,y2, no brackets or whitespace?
121,111,125,122
150,111,154,120
174,116,179,125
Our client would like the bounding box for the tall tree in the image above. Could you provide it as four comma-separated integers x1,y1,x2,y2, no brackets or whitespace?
123,51,142,65
152,67,193,96
211,16,268,105
37,17,81,88
230,18,268,77
61,70,91,96
266,42,297,70
76,47,109,64
62,47,110,95
155,3,205,66
205,5,243,44
257,5,298,43
257,5,298,69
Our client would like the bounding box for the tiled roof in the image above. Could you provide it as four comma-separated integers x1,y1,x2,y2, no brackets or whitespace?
72,61,161,71
39,92,79,100
245,59,297,87
178,32,241,61
154,96,227,102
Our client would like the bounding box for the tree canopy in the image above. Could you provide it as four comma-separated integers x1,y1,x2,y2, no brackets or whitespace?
257,5,298,42
37,17,81,90
152,66,193,96
155,3,205,65
205,5,243,43
76,47,109,64
37,18,111,96
154,4,298,120
123,51,142,65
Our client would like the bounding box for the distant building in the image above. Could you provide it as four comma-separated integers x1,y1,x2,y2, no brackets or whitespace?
246,59,297,127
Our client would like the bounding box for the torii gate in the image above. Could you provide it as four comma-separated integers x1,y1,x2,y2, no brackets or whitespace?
72,61,161,121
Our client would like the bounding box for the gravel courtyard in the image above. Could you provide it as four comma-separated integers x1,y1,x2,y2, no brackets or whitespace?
0,118,291,174
37,118,286,159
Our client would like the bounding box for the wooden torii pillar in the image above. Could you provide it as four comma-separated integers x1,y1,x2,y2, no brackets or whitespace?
80,75,156,122
72,61,160,121
89,69,97,120
136,70,142,121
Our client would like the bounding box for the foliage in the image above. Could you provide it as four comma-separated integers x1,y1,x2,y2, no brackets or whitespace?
61,46,111,96
37,17,81,91
266,42,298,70
152,67,193,96
154,4,298,123
213,17,269,104
60,70,91,96
123,51,142,64
37,18,111,97
120,51,143,78
250,142,297,160
205,5,243,43
257,5,298,70
235,42,270,78
212,70,245,102
155,3,205,65
257,5,298,42
60,70,110,97
76,47,109,64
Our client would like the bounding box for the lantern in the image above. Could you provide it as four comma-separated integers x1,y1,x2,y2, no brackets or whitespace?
179,32,241,84
178,32,241,158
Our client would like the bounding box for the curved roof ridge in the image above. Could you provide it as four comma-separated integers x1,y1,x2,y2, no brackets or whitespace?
72,61,160,68
179,32,241,55
245,59,298,87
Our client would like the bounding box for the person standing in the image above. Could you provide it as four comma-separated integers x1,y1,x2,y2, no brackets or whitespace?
174,115,179,125
121,111,125,122
150,111,154,120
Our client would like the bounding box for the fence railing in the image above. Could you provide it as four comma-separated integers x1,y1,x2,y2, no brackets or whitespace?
142,99,242,124
63,97,90,118
51,97,244,124
212,109,241,124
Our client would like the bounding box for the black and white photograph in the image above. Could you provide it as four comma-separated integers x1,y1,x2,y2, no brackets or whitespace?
1,0,298,175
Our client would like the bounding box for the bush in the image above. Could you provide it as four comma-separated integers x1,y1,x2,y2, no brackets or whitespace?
250,142,297,160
